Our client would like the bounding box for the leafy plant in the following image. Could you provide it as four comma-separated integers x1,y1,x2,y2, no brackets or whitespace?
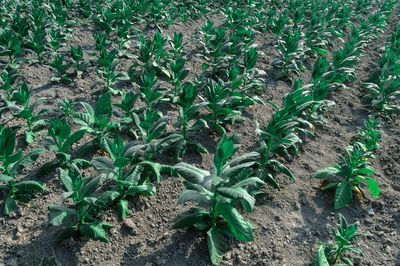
40,119,88,174
73,92,117,155
311,120,381,209
168,83,208,160
48,54,73,83
91,136,159,220
0,125,45,215
48,168,117,242
9,83,46,144
173,134,263,265
97,48,129,95
255,87,314,188
272,28,308,79
310,213,363,266
70,46,88,78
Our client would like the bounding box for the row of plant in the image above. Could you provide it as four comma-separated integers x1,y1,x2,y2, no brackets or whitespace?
171,1,399,263
364,21,400,116
309,17,400,266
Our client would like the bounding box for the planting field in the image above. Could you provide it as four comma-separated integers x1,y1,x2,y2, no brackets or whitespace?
1,0,400,265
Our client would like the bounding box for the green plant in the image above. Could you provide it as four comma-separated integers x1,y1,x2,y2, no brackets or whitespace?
0,125,45,215
91,136,159,220
26,28,47,63
132,31,169,78
255,87,314,188
0,31,24,69
311,119,381,209
40,119,88,174
48,168,117,242
173,134,263,265
9,83,46,144
0,69,18,101
168,83,208,160
73,92,117,155
48,54,73,83
97,48,129,95
131,109,178,158
70,46,88,78
272,28,308,79
310,213,363,266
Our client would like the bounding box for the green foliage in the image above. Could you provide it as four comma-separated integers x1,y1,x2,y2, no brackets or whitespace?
168,83,208,160
8,83,46,144
70,46,88,78
73,92,116,155
97,48,129,95
48,54,73,83
0,125,45,215
272,28,308,79
40,119,88,174
364,23,400,116
173,135,263,265
91,136,158,220
48,168,116,242
310,214,363,265
312,119,381,209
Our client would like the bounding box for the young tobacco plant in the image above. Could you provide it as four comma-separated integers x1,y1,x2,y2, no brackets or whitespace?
48,54,73,83
48,168,117,242
70,46,88,78
91,136,160,220
173,134,263,265
97,48,129,95
0,125,45,215
311,119,381,209
310,213,363,266
204,78,258,134
0,31,23,69
40,119,88,174
168,83,208,160
73,92,117,156
9,82,46,144
255,87,315,188
272,28,308,79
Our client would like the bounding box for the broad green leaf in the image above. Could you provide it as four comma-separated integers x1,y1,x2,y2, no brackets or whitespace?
217,187,255,212
139,161,162,182
207,227,227,266
312,167,340,179
11,149,44,175
175,162,208,184
48,205,78,226
363,178,380,198
231,177,264,189
95,92,112,122
14,180,45,192
117,199,129,220
214,134,237,175
215,202,253,242
173,209,210,229
91,157,115,174
177,190,211,205
59,168,74,192
4,196,18,215
61,129,86,152
334,182,353,209
310,245,329,266
79,222,110,243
